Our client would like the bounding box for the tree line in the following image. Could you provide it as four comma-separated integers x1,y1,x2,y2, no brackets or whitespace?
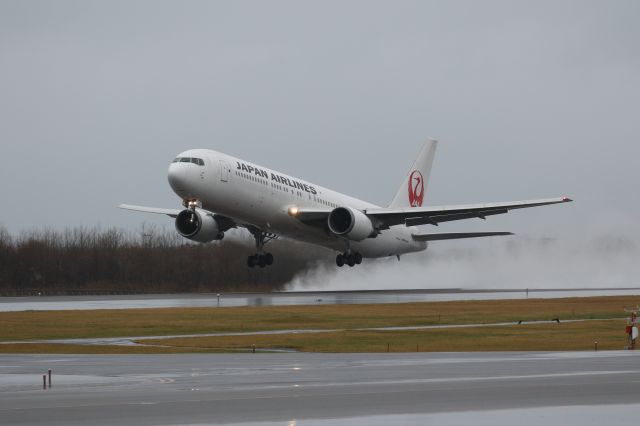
0,225,333,296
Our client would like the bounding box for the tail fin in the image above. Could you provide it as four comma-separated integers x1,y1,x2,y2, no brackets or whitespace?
389,138,438,208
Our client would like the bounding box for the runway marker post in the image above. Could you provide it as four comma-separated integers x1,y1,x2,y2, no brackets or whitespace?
624,306,639,350
42,374,46,390
594,341,598,351
48,369,52,388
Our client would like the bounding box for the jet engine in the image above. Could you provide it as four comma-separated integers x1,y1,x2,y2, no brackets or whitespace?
175,209,224,243
327,207,375,241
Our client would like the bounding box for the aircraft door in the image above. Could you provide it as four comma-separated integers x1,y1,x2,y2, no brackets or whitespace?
219,160,230,182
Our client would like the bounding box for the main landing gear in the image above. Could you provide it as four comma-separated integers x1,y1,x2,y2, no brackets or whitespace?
247,226,277,268
247,253,273,268
336,252,362,267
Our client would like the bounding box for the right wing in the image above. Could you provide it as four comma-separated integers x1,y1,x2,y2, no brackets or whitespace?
119,204,239,232
119,204,181,218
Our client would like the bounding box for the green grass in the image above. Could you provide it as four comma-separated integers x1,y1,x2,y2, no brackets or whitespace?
0,343,219,354
140,319,627,353
0,296,636,353
0,295,633,342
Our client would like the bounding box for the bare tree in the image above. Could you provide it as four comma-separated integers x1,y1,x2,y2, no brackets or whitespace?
0,225,332,295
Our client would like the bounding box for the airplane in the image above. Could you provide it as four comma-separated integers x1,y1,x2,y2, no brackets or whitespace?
120,139,572,268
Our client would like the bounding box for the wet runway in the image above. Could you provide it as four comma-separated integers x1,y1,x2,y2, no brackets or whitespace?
1,351,640,425
2,287,640,311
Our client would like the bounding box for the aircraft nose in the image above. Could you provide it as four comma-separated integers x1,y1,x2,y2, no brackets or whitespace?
168,162,187,194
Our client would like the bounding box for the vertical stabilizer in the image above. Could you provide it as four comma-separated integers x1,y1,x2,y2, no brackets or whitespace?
389,138,438,208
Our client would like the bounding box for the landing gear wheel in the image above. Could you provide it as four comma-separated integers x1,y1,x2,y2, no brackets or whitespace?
247,227,278,268
336,251,362,268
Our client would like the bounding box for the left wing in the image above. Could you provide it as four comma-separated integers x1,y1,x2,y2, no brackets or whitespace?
411,232,513,241
365,197,572,229
290,197,572,230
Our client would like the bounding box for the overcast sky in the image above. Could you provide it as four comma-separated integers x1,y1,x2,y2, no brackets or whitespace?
0,0,638,240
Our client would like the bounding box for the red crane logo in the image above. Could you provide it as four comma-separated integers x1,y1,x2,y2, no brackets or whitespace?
408,170,424,207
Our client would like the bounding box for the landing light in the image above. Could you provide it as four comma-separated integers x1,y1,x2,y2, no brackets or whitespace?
288,206,299,216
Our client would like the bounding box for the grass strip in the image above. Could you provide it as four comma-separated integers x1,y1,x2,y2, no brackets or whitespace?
0,295,636,344
140,319,627,353
0,343,225,354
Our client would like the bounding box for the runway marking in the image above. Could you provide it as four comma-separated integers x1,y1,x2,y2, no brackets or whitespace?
29,358,79,363
339,369,640,386
191,369,640,392
192,368,640,396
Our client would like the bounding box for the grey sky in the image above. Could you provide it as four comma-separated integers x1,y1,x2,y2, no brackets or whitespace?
0,0,638,239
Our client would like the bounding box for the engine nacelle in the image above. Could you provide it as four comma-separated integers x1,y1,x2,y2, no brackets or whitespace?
175,209,223,243
327,207,375,241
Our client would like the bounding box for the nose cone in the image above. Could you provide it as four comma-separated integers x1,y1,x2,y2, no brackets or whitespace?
168,163,188,196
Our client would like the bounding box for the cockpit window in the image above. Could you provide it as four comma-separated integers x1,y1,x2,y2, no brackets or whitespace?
173,157,204,166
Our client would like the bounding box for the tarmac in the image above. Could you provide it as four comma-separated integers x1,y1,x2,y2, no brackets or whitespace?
3,288,640,311
2,351,640,425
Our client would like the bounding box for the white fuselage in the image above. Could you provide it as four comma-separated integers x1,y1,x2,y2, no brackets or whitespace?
168,149,427,258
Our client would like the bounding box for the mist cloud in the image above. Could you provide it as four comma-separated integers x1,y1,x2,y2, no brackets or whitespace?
288,230,640,291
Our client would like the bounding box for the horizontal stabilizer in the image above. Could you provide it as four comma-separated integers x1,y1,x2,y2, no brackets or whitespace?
412,232,513,242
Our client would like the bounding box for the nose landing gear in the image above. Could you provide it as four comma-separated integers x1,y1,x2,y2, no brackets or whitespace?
336,252,362,267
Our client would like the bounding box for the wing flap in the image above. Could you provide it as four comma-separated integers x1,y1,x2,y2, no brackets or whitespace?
367,197,571,228
412,232,513,242
405,209,508,226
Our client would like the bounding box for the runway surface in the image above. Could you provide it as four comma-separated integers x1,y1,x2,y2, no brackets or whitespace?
2,287,640,311
2,351,640,425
